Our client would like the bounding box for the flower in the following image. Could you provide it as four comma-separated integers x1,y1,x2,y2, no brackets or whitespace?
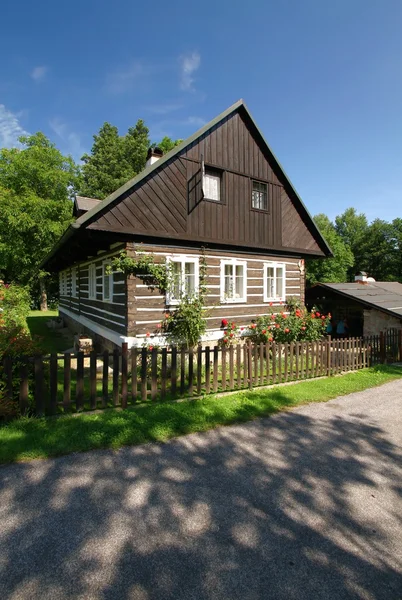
316,311,320,317
222,319,228,327
301,326,306,331
271,314,275,320
321,315,326,320
229,332,234,338
156,323,162,329
250,323,257,329
262,329,266,334
280,301,283,305
149,345,153,350
285,328,290,333
282,313,287,318
269,302,273,307
231,323,236,329
269,337,273,342
240,327,244,331
146,332,150,337
275,323,280,328
311,314,315,319
164,313,170,319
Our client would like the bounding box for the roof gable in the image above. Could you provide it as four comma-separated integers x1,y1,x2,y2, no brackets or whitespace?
73,100,331,256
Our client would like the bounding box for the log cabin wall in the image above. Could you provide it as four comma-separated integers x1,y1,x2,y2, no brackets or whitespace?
126,242,304,338
58,247,127,337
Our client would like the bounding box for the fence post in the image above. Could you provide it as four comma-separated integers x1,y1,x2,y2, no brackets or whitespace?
34,355,44,416
380,331,386,364
121,342,128,408
19,358,29,415
326,336,331,376
248,343,253,389
398,330,402,363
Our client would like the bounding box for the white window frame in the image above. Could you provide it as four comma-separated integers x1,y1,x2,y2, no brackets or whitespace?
103,260,113,302
88,264,96,300
220,259,247,303
71,267,78,298
166,255,200,306
263,262,286,302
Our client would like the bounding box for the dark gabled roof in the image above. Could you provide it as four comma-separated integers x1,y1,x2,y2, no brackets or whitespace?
74,196,101,213
310,281,402,319
42,99,332,268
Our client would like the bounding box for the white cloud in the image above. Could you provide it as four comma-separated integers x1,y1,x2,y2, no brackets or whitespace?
0,104,29,148
179,52,201,91
31,66,48,82
105,61,144,94
49,118,86,160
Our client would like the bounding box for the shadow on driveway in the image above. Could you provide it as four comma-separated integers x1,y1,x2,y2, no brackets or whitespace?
0,393,401,599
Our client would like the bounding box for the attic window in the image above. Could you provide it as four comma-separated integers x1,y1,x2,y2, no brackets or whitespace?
252,180,268,211
203,168,221,202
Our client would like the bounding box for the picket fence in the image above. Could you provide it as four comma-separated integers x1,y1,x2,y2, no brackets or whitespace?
2,331,401,417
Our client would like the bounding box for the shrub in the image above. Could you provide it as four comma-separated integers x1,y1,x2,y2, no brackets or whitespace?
219,320,240,348
163,297,207,349
0,283,31,329
249,307,330,344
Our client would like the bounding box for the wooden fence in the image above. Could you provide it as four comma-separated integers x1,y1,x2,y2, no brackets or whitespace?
2,330,402,417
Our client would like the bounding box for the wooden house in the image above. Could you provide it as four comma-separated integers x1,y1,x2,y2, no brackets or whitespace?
42,100,331,349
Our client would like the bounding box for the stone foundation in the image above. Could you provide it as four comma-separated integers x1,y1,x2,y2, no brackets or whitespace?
363,309,402,337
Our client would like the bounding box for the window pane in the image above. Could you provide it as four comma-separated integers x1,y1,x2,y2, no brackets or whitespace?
204,172,221,201
171,262,181,299
184,262,195,294
276,267,284,298
267,267,275,298
252,181,267,210
235,264,244,299
224,264,234,298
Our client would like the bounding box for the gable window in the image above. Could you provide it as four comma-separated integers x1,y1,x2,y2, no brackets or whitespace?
88,264,96,300
166,256,199,305
252,180,268,211
71,268,77,298
103,260,113,302
220,260,247,303
203,167,221,202
264,263,285,302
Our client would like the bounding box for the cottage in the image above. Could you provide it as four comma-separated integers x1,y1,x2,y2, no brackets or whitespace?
42,100,331,350
306,273,402,337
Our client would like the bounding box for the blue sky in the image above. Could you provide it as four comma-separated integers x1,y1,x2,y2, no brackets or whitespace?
1,0,402,222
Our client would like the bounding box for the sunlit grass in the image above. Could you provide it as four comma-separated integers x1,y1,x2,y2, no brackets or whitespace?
1,365,401,464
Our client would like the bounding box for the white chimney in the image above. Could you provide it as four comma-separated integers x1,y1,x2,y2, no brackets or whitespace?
145,147,163,168
354,271,369,283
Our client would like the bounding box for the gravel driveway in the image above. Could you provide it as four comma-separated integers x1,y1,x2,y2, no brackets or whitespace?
1,380,402,600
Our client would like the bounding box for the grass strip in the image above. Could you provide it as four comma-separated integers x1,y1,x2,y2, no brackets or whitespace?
1,365,401,465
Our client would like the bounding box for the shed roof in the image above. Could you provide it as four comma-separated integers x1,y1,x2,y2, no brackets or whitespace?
74,196,101,213
311,281,402,318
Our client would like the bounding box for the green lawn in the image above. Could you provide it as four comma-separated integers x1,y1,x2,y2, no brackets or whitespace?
1,364,401,464
26,310,74,354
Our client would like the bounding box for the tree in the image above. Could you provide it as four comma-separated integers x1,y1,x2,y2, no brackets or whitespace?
363,219,397,281
154,136,183,154
0,186,72,291
306,214,354,285
0,132,79,202
334,208,369,279
0,133,78,308
80,120,182,200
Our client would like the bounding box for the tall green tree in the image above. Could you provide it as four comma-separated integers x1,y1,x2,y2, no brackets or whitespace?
79,120,181,199
0,132,79,202
334,208,369,279
0,133,78,308
306,214,354,285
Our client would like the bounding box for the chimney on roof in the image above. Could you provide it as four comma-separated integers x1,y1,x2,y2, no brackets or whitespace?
146,146,163,168
354,271,375,284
